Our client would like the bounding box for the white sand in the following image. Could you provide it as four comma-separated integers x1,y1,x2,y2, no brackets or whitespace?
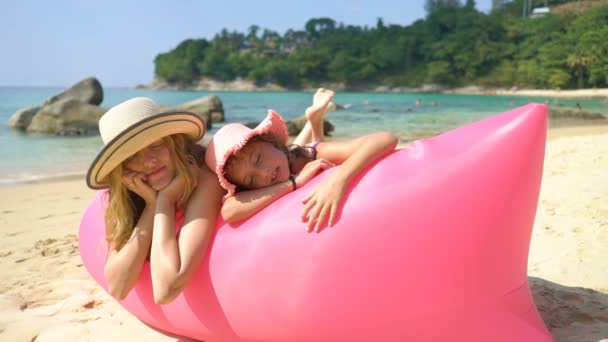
498,88,608,98
0,126,607,342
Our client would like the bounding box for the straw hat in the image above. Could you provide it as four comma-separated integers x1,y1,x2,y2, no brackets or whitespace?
86,97,205,189
205,110,288,194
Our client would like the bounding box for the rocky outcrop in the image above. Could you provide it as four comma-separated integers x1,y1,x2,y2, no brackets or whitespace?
44,77,103,106
548,106,607,121
27,98,105,136
177,95,224,123
245,116,334,137
159,95,225,130
138,78,286,92
7,106,41,130
7,78,230,136
286,116,334,137
7,77,106,135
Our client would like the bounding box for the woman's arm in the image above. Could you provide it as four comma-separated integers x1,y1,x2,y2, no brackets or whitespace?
150,166,224,304
302,131,398,232
221,159,334,223
104,177,156,300
104,204,154,300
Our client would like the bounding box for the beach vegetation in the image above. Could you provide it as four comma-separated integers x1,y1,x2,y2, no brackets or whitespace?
153,0,608,90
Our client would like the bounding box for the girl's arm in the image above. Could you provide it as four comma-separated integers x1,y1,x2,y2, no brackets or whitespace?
221,159,333,223
222,180,293,223
302,131,398,232
150,166,224,304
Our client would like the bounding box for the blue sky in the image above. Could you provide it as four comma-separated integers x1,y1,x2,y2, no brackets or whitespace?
1,0,493,87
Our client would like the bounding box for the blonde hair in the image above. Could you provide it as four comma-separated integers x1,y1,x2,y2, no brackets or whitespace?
104,134,201,250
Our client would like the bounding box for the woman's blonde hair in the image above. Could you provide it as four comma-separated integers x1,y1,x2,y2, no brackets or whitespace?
104,134,202,250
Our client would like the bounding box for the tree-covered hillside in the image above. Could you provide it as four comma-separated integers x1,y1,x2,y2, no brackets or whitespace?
154,0,608,90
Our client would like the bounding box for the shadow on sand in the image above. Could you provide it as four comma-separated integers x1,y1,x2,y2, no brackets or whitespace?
530,277,608,342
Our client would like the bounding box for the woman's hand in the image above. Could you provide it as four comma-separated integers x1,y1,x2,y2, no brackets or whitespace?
159,161,199,205
123,171,157,205
294,159,334,188
301,173,347,233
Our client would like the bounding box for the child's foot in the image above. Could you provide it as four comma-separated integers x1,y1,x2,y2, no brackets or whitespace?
305,88,335,125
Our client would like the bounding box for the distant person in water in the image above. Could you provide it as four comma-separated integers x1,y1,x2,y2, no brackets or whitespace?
576,103,582,111
415,99,422,107
205,88,398,232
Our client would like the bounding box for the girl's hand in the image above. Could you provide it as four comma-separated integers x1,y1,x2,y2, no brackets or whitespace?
301,173,346,233
294,159,334,188
123,171,157,205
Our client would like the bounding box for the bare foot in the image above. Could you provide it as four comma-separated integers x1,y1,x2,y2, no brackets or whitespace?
305,88,335,125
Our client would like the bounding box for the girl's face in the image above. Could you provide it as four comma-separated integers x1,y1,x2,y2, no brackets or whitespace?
226,140,290,190
123,139,176,191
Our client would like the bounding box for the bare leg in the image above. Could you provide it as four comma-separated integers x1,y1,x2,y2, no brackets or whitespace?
293,88,335,146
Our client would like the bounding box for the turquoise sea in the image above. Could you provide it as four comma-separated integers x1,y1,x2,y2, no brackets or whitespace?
1,86,605,186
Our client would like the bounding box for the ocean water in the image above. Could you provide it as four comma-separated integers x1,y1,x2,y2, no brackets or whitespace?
1,86,605,185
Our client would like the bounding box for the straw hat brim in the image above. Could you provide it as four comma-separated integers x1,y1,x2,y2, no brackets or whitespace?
87,111,205,189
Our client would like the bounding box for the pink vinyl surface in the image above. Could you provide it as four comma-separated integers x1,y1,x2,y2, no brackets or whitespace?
79,103,553,341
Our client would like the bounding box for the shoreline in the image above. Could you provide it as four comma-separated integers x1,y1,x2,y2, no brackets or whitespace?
2,123,607,188
136,80,608,99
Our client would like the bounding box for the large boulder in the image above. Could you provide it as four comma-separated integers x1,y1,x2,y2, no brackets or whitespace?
245,116,334,137
161,95,225,130
27,98,106,136
45,77,104,106
548,106,606,121
7,77,105,134
7,106,41,130
177,95,225,123
285,116,334,137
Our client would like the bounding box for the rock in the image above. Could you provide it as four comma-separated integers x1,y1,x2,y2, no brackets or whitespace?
178,95,225,123
7,77,105,134
161,95,225,129
27,98,106,135
7,106,41,130
245,116,334,137
44,77,104,106
287,116,334,137
549,106,606,121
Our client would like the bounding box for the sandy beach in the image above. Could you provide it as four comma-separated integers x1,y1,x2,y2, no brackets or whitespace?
444,87,608,99
1,124,607,342
498,88,608,99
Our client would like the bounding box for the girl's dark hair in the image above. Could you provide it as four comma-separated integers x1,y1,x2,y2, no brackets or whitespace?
248,133,313,174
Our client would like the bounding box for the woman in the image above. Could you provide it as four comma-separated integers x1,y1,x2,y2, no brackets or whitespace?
205,90,398,232
86,97,224,304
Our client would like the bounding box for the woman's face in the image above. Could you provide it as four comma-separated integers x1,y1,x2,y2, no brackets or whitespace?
123,139,176,191
226,140,290,190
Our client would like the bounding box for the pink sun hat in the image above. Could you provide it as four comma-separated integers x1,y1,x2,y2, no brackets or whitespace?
205,110,289,194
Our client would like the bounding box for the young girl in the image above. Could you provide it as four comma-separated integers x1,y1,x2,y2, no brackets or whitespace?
205,89,398,232
86,97,224,304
